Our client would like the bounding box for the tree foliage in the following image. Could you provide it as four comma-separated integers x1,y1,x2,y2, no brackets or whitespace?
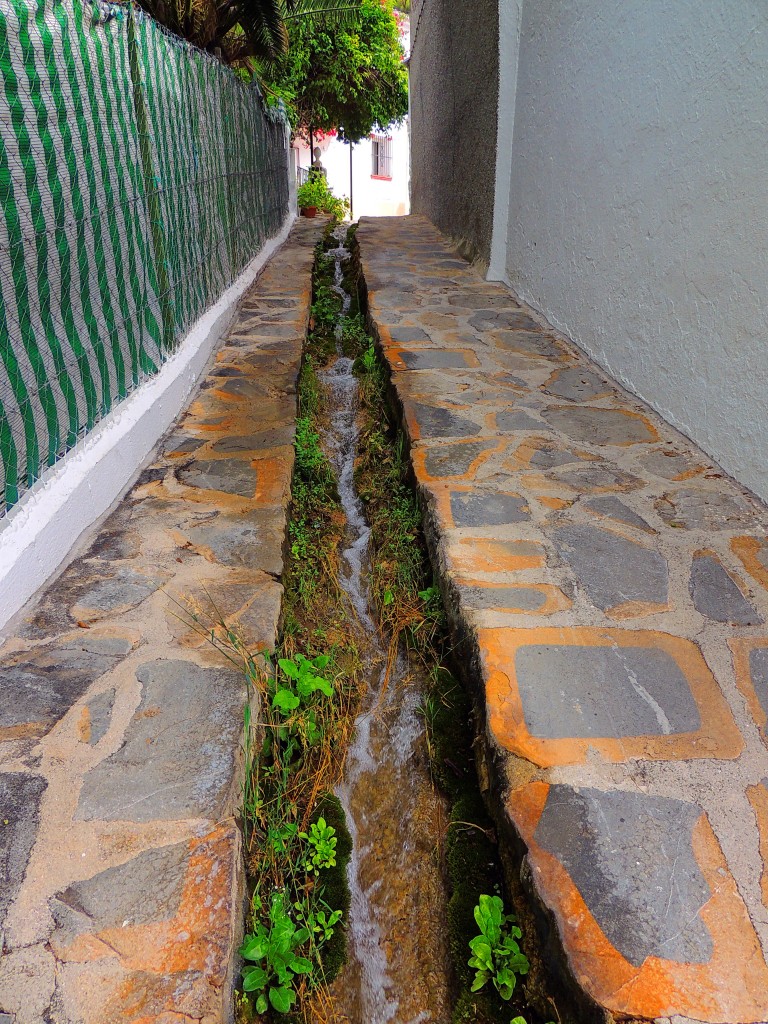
136,0,361,65
266,0,409,143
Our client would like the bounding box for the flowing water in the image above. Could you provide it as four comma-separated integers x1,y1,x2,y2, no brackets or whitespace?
318,228,452,1024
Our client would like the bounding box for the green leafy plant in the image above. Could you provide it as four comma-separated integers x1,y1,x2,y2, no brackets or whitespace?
300,816,337,873
294,898,343,945
468,895,530,1002
240,893,312,1014
297,177,350,219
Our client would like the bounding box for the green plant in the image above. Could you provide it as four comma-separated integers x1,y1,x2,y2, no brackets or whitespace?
297,177,350,219
294,898,343,945
240,893,312,1014
300,816,337,873
468,896,530,1002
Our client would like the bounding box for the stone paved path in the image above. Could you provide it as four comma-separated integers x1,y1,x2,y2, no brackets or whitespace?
357,215,768,1024
0,218,322,1023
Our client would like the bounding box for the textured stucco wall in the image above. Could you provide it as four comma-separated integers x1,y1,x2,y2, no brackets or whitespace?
502,2,768,502
409,0,498,263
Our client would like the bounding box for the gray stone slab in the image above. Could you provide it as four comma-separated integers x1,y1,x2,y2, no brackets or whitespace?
0,774,46,927
211,427,294,453
544,406,656,445
749,648,768,722
22,567,164,637
389,326,430,342
447,292,516,308
530,444,592,470
495,410,541,432
469,309,540,332
177,459,257,497
85,529,143,562
162,434,205,456
553,524,668,610
400,350,474,370
50,841,189,945
492,331,562,358
72,571,165,619
412,404,480,438
689,554,760,624
656,487,754,530
423,441,495,478
0,640,132,738
534,786,713,966
543,367,611,402
184,510,285,574
582,496,653,534
640,448,705,480
76,660,245,823
555,464,644,493
450,491,530,526
229,320,297,341
459,586,547,611
83,689,116,746
515,643,700,738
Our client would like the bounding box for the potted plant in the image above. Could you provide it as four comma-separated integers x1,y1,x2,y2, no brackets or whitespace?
297,178,351,220
297,178,327,217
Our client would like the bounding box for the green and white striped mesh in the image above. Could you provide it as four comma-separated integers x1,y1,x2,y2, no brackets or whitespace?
0,0,290,514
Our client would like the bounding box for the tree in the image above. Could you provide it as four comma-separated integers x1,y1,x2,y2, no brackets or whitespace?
136,0,360,65
266,0,409,144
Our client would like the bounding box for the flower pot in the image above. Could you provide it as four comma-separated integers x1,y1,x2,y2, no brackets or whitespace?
300,206,318,218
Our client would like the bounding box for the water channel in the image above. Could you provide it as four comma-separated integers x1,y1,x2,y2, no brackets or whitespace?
318,227,452,1024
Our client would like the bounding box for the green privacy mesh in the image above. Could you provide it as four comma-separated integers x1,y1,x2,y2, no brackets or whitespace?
0,0,290,513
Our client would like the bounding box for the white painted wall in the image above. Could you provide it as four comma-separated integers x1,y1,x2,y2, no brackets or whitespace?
495,1,768,503
325,127,410,219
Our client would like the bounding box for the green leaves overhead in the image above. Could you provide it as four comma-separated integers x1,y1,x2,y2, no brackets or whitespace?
264,0,409,142
135,0,363,65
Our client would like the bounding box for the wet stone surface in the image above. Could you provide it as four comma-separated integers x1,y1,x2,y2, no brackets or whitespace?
422,440,495,478
0,773,47,927
358,215,768,1023
543,406,657,446
552,523,668,613
76,644,242,825
689,552,760,624
0,639,132,739
515,643,700,738
534,786,713,966
177,457,258,496
450,489,530,526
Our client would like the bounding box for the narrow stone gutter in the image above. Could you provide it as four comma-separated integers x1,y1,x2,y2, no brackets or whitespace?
0,219,324,1024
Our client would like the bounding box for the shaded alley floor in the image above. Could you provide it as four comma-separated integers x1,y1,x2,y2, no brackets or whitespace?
357,215,768,1023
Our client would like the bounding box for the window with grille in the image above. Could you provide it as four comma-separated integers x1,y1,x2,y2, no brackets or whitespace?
371,135,393,179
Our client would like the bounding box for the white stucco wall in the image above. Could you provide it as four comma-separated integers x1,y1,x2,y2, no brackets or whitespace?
498,2,768,502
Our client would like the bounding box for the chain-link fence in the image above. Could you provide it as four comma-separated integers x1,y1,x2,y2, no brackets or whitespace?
0,0,290,515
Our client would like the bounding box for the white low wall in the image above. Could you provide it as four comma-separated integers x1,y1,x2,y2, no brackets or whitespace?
0,215,296,635
492,1,768,503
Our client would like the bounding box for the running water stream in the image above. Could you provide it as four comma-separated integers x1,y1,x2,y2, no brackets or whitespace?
318,227,452,1024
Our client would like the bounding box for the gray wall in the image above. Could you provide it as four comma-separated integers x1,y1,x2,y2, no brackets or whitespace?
409,0,499,263
501,1,768,502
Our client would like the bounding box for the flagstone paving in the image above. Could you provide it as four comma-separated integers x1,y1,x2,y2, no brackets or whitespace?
0,218,323,1024
357,215,768,1024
